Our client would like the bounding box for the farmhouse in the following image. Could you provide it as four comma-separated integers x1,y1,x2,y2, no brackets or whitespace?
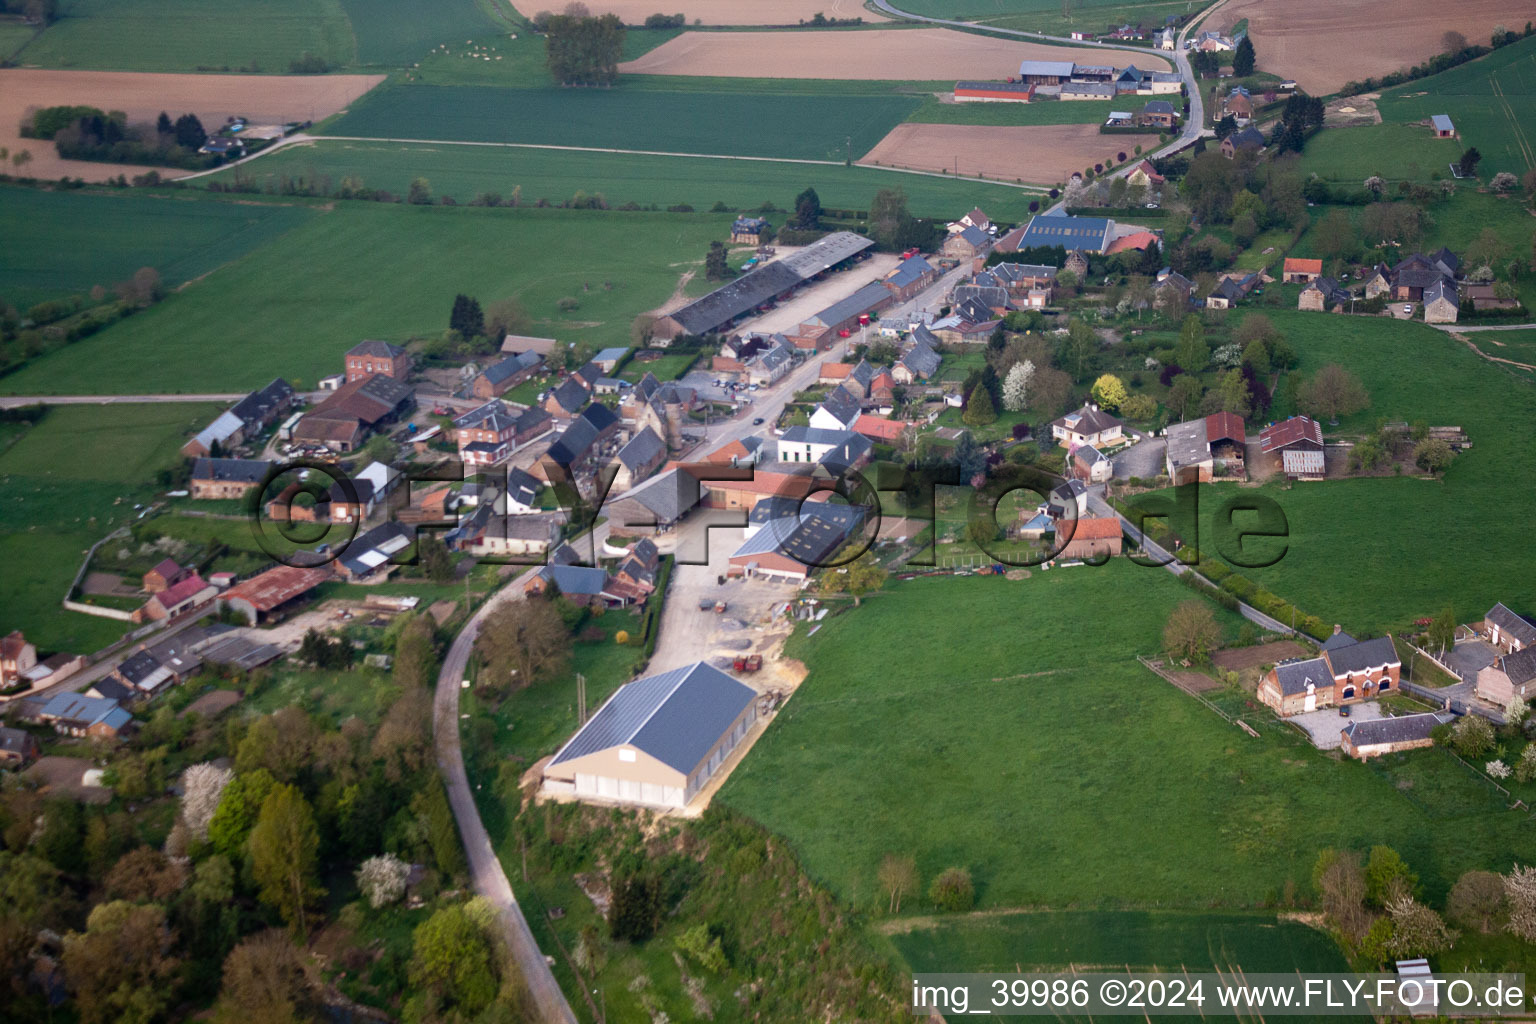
1126,160,1165,189
730,504,864,583
543,661,757,810
229,378,296,436
133,572,216,624
791,281,895,350
652,232,875,339
1220,125,1266,158
810,386,863,432
1138,100,1177,128
941,225,992,262
455,509,563,558
1051,403,1124,447
29,693,131,739
0,727,39,769
1259,634,1402,716
1071,444,1113,483
1341,712,1452,760
882,253,939,301
1484,602,1536,653
525,564,631,606
454,399,522,466
1259,416,1324,479
605,468,702,537
1056,515,1122,560
775,426,872,468
190,457,272,500
893,336,941,383
1221,87,1254,123
344,339,412,383
1282,258,1322,284
1164,411,1246,484
1424,279,1459,324
1298,276,1351,313
1475,647,1536,707
181,410,246,459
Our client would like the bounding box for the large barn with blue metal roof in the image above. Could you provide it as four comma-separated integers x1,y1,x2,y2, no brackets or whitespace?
542,661,758,808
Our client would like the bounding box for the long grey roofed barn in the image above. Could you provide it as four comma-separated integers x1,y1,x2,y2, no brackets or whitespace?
549,662,755,774
658,232,875,336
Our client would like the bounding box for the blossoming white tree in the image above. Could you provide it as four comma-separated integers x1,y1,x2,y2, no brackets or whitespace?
356,853,411,908
1002,360,1034,412
180,762,233,841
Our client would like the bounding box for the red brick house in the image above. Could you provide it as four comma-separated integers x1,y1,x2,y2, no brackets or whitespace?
345,340,412,383
143,558,188,594
1257,633,1401,716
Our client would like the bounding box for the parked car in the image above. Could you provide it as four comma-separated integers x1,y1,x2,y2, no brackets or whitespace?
1402,304,1414,315
752,417,764,425
1338,705,1350,717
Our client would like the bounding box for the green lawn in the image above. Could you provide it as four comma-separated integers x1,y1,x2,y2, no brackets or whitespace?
0,403,222,652
907,97,1122,126
1375,35,1536,183
1469,328,1536,368
1151,310,1536,635
617,351,696,382
1296,123,1454,184
13,0,355,72
326,81,919,162
0,186,317,311
719,565,1531,917
0,19,36,58
201,137,1047,217
896,0,1198,42
0,201,731,394
243,665,400,723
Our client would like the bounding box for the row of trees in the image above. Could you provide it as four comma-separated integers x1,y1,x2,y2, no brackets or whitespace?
543,9,626,86
1313,844,1536,962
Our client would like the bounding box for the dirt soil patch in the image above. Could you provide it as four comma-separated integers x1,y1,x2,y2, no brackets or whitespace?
24,755,113,803
585,0,884,25
620,27,1168,80
1324,93,1381,127
1212,640,1309,673
0,68,384,182
1215,0,1534,94
82,571,139,597
1170,669,1224,692
180,689,242,720
860,122,1157,185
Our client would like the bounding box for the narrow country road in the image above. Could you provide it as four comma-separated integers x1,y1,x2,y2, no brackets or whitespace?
172,131,1048,193
1429,322,1536,332
1088,489,1298,636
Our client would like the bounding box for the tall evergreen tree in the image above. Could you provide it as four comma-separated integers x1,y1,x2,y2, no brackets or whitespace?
1232,36,1256,76
449,294,484,337
792,186,822,229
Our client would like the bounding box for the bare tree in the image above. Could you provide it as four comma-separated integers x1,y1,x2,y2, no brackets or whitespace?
1298,364,1368,424
1442,30,1468,52
477,597,571,691
1317,849,1371,940
877,854,919,914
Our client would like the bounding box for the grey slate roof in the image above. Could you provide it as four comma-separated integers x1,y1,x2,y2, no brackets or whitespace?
1165,417,1210,470
1273,656,1333,696
1324,635,1399,676
229,378,294,426
347,339,407,359
546,418,598,467
1498,646,1536,686
618,426,666,471
549,661,755,775
480,351,542,387
537,563,611,595
455,399,519,433
609,467,700,525
505,467,541,508
1013,213,1115,253
1486,602,1536,647
191,457,272,484
886,254,935,288
806,280,892,329
549,377,589,414
817,385,861,428
900,340,941,379
1343,711,1451,748
1319,629,1358,652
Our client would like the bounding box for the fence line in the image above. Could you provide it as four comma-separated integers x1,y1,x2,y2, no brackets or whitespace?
1135,654,1251,732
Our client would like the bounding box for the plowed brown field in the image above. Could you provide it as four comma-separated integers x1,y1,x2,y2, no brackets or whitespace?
1216,0,1535,93
860,122,1157,185
620,27,1169,79
0,69,383,182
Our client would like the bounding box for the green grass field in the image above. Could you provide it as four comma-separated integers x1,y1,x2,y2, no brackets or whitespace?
1469,328,1536,368
0,402,222,652
890,909,1353,973
907,96,1121,126
204,138,1045,217
1151,310,1536,635
13,0,355,71
719,565,1529,917
894,0,1199,42
0,186,317,310
336,0,503,66
0,200,729,394
326,81,919,162
1296,123,1457,184
0,19,35,58
1375,35,1536,182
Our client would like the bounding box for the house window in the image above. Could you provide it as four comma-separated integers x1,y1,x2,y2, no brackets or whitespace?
1342,686,1355,699
1379,678,1390,691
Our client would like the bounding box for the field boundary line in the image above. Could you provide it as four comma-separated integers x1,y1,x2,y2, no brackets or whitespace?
176,131,1052,191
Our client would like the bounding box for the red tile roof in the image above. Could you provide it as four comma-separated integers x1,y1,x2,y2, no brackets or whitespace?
852,414,906,442
1284,257,1323,275
154,573,209,608
1061,516,1123,540
1106,231,1160,255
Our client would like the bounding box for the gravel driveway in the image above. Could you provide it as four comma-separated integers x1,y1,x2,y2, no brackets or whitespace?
1288,701,1386,749
1112,437,1165,480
